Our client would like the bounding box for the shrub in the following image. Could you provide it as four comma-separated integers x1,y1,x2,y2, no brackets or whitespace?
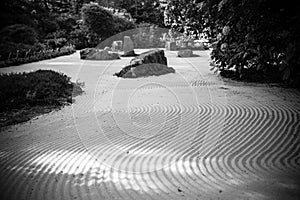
165,0,300,86
0,70,84,112
81,3,137,43
81,3,114,40
0,24,38,45
0,44,75,68
46,38,68,49
112,14,136,35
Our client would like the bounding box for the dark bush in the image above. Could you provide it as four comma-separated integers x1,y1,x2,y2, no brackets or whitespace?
112,14,136,34
0,24,38,45
0,70,83,112
165,0,300,86
81,3,114,40
209,0,300,86
46,38,68,49
81,3,136,44
0,42,46,61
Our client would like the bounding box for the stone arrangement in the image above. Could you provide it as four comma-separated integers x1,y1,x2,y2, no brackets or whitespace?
80,48,120,60
114,49,175,78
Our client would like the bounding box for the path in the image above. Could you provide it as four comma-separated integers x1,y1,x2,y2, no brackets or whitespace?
0,50,299,200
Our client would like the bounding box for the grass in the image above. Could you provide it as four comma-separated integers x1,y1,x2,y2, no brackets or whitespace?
0,69,84,128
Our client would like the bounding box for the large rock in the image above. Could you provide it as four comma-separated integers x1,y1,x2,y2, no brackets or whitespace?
177,49,193,57
80,48,120,60
111,40,123,51
114,49,175,78
122,36,137,57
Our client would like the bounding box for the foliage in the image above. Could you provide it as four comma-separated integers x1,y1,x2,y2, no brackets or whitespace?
111,14,136,35
0,42,45,61
81,3,115,40
46,38,68,49
0,45,76,67
101,0,165,26
81,3,136,42
69,22,92,49
164,0,206,37
0,24,38,45
0,69,84,112
165,0,300,86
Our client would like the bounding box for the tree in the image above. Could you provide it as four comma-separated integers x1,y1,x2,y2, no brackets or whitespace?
165,0,300,86
81,3,115,40
81,2,135,43
96,0,165,26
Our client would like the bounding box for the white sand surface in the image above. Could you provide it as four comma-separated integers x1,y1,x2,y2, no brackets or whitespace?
0,50,299,200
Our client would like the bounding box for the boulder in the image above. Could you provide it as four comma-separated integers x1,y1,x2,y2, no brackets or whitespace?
165,41,177,51
122,36,137,57
114,49,175,78
80,48,96,59
177,49,193,57
111,40,123,51
80,48,120,60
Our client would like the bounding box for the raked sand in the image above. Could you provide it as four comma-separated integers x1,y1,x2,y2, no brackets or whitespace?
0,50,300,200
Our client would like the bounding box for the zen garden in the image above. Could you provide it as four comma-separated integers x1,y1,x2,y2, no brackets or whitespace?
0,1,299,200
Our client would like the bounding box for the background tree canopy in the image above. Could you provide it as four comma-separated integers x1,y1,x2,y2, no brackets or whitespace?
165,0,300,86
0,0,164,51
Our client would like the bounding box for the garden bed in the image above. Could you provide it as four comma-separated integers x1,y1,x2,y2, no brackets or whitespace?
0,46,76,68
0,70,84,128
